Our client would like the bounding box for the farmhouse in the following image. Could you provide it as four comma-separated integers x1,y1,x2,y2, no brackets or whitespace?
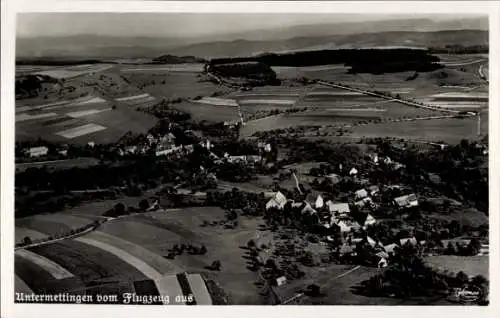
349,167,358,176
326,173,342,184
384,243,398,254
394,194,419,208
355,197,374,208
276,276,287,286
376,251,389,268
26,146,48,157
266,191,287,210
367,185,380,196
301,202,317,214
400,237,418,247
325,201,350,215
355,189,368,200
361,214,377,228
125,145,138,154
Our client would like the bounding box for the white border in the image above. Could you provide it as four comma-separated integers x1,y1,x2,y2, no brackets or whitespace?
1,2,499,318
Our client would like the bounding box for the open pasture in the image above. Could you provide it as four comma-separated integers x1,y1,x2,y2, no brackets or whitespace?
172,101,240,122
425,255,488,279
119,63,205,73
15,254,85,294
349,116,487,143
29,239,150,284
16,95,157,144
33,64,115,80
120,72,230,100
97,207,266,304
15,213,99,240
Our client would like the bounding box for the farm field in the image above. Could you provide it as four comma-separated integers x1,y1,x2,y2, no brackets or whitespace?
172,101,241,122
119,71,230,100
425,255,488,279
16,157,100,172
33,64,115,80
348,115,487,143
96,207,266,304
16,95,157,144
15,213,100,244
119,63,205,73
28,239,150,284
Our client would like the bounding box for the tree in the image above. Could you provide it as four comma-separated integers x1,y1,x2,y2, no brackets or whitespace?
200,245,207,255
456,271,469,285
211,260,221,271
114,203,126,215
138,199,149,211
471,275,488,286
23,236,32,245
467,238,482,256
445,242,457,255
247,239,256,248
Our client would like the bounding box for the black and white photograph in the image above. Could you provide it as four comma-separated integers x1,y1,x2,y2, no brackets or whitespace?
1,1,498,314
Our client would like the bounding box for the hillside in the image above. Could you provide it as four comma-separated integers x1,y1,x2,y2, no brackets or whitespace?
166,30,489,59
17,29,488,59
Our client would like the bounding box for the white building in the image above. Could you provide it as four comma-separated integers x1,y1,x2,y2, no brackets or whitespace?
326,201,350,215
87,141,95,148
362,214,377,228
265,191,287,210
355,189,368,200
368,185,380,196
394,194,419,208
315,194,324,209
349,167,358,176
27,146,48,157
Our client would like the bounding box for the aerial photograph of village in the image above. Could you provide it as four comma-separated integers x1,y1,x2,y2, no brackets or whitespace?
13,12,489,305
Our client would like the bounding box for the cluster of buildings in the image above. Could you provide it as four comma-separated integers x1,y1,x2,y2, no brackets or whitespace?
264,153,424,268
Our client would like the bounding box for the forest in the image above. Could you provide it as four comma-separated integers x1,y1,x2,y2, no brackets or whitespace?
209,48,443,74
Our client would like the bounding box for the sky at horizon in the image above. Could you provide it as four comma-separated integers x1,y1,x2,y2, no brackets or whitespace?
17,13,487,38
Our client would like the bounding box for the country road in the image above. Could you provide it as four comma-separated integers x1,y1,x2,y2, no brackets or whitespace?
441,59,487,67
317,80,462,114
281,265,362,305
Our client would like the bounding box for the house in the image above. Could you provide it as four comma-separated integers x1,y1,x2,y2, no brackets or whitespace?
156,145,181,157
392,162,405,170
355,197,373,208
125,145,138,154
246,155,262,163
326,201,350,215
384,243,398,254
301,202,317,214
376,251,389,268
394,194,419,208
87,141,95,148
355,189,368,200
336,220,361,234
146,133,155,145
229,155,247,163
479,243,489,255
362,214,377,228
339,244,356,256
400,237,418,247
326,173,342,184
349,167,358,175
276,276,287,287
58,149,68,156
367,236,378,248
368,153,379,164
266,191,287,210
368,185,380,196
27,146,48,157
199,139,211,150
315,194,324,209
